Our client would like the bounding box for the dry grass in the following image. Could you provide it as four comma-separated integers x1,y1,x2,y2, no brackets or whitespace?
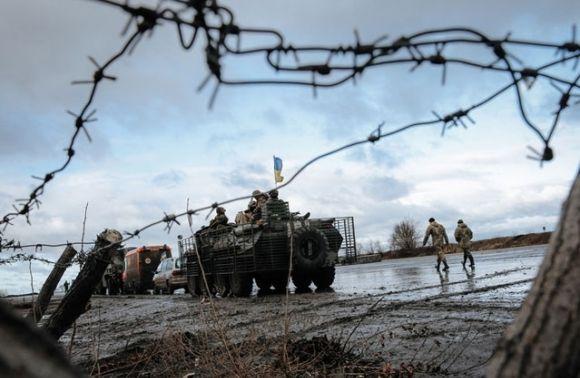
87,331,416,377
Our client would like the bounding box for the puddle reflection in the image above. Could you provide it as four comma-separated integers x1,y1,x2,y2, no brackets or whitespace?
463,266,476,292
437,270,449,293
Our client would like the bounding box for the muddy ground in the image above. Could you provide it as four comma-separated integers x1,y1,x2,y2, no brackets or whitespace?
61,245,546,376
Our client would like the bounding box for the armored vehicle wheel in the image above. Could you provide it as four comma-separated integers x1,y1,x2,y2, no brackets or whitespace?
215,274,231,297
272,275,288,293
255,275,272,291
292,271,312,292
197,275,215,296
230,273,253,297
312,266,335,289
293,228,329,272
187,275,201,297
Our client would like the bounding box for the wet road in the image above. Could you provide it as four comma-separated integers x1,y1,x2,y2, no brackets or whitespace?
65,245,548,376
333,245,545,300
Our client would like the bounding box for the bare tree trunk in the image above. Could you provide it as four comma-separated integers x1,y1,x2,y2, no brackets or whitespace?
43,229,122,340
0,299,81,377
488,174,580,377
26,244,77,322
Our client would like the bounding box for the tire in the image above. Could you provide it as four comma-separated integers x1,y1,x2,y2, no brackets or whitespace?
272,274,289,293
312,266,336,289
187,274,201,298
230,273,253,297
215,274,231,297
293,227,329,272
255,274,272,291
203,275,216,296
292,271,312,291
110,283,119,295
166,280,172,295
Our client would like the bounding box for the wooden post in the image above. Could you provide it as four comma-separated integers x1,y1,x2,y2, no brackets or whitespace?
488,174,580,377
26,244,77,322
43,229,122,340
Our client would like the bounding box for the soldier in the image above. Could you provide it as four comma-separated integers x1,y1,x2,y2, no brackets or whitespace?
251,190,269,222
454,219,474,268
423,217,450,271
235,201,256,224
63,280,70,293
268,189,280,200
209,207,228,228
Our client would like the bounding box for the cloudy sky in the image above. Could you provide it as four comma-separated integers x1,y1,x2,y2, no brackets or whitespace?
1,0,578,294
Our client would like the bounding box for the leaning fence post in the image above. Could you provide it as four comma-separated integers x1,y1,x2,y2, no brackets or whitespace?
43,229,122,340
26,244,77,323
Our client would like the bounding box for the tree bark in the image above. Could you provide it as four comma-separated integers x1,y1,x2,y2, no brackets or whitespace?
26,244,77,322
488,173,580,377
0,299,81,377
43,229,122,340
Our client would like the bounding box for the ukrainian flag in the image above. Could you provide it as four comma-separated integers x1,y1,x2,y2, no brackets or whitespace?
273,156,284,183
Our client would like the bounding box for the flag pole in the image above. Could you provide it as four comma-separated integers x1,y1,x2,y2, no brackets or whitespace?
273,155,278,189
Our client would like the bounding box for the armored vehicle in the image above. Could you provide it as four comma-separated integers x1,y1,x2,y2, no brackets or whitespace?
180,197,356,297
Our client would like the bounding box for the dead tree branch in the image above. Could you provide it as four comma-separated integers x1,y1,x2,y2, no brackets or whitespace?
43,229,122,340
26,244,77,322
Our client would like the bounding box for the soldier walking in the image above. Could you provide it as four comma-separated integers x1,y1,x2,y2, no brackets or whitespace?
454,219,475,268
423,217,450,271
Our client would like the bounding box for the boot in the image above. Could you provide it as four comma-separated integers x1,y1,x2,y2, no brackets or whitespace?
442,261,450,271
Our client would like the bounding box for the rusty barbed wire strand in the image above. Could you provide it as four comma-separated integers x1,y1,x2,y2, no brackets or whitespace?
0,253,59,267
1,0,579,257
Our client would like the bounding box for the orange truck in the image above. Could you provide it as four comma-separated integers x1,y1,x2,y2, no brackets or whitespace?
123,245,171,294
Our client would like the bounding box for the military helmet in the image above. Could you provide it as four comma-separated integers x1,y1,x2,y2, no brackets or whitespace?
216,206,226,214
457,219,464,224
252,190,262,197
429,217,435,223
269,189,279,199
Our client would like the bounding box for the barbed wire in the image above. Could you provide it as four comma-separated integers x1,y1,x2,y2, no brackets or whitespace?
1,0,579,257
0,240,96,255
0,253,59,267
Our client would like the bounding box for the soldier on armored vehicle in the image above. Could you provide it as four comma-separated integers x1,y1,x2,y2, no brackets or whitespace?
184,190,344,297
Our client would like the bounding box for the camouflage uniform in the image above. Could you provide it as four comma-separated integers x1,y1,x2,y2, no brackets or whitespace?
262,189,291,223
209,207,228,228
423,218,450,270
251,190,269,223
454,219,474,267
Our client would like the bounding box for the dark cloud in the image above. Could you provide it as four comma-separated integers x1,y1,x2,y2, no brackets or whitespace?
151,170,186,188
364,176,410,201
345,145,400,168
221,164,270,190
262,108,286,126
